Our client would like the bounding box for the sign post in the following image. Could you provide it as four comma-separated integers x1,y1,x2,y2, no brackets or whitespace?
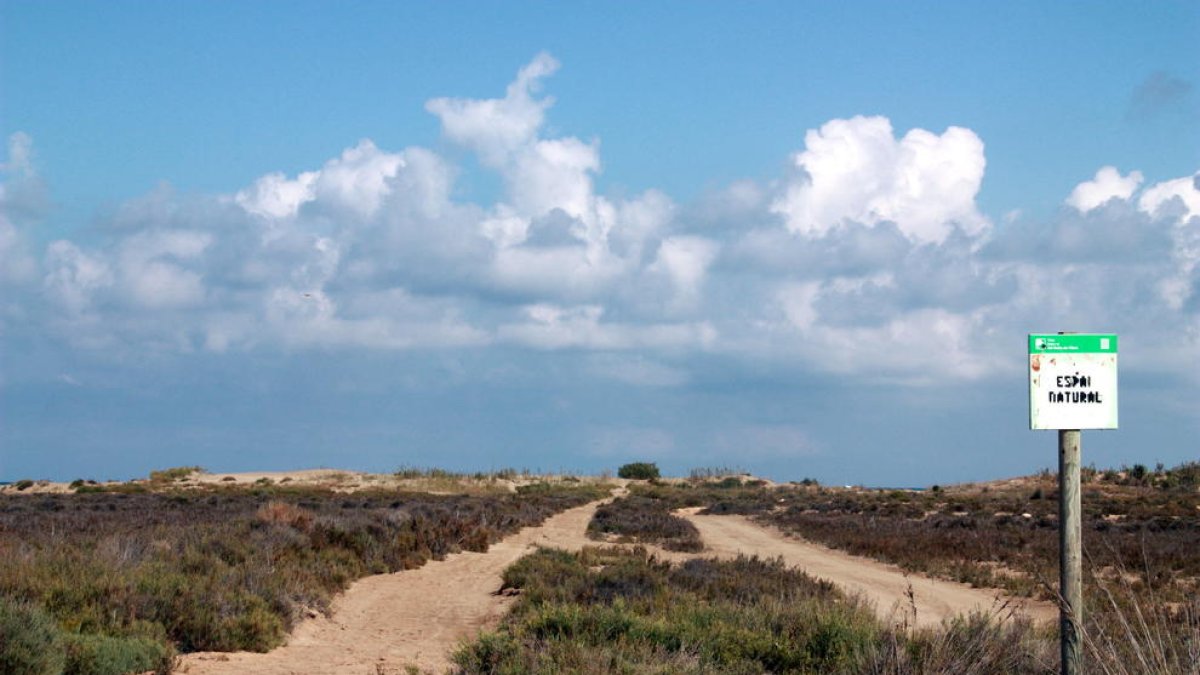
1029,333,1118,675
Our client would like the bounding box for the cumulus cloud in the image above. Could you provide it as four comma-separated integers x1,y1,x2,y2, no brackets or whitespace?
1137,172,1200,310
43,241,113,315
1139,173,1200,222
771,116,988,244
426,52,559,168
8,56,1200,395
1,132,45,286
649,236,719,310
235,140,405,222
1066,166,1144,213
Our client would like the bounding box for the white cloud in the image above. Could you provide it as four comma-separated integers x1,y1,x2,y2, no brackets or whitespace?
772,115,988,244
1,132,34,176
426,52,559,168
10,55,1200,398
508,137,601,221
235,170,317,220
1066,166,1144,213
0,215,36,285
260,287,487,350
117,230,211,309
1138,173,1200,309
311,140,405,219
650,236,720,309
1,132,44,286
235,140,405,222
43,241,113,315
1139,173,1200,222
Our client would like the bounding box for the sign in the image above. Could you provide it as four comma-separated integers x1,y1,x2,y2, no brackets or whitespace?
1029,334,1118,430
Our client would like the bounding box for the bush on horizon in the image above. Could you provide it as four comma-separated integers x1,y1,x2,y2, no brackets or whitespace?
617,462,660,480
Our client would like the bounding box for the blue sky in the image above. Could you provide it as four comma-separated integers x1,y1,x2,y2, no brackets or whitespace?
2,1,1198,485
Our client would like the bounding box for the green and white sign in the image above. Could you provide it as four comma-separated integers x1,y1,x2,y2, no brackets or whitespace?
1029,334,1118,430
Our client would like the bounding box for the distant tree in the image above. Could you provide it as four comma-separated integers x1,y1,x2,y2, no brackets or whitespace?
1130,464,1149,484
617,462,660,480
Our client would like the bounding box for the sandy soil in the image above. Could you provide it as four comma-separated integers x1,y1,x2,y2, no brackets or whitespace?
179,495,1054,675
0,469,612,496
678,509,1058,629
178,497,609,675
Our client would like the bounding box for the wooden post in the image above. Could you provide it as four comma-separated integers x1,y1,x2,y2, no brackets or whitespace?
1059,428,1082,675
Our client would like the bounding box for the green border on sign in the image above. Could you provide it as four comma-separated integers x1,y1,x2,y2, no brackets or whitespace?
1029,334,1118,354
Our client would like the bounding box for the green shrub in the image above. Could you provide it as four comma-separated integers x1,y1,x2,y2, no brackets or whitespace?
14,479,34,491
617,463,660,480
62,632,173,675
0,598,65,675
148,466,203,483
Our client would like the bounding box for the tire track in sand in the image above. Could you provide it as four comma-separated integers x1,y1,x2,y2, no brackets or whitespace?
677,509,1057,630
179,497,610,675
180,494,1054,675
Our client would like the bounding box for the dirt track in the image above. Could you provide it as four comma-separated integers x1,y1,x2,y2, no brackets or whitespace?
180,498,1055,674
679,510,1056,629
179,498,606,675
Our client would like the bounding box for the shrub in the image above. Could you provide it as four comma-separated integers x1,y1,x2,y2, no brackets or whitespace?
14,479,34,491
0,598,65,675
255,501,315,531
617,463,660,480
457,547,914,674
148,466,203,483
62,632,173,675
588,495,702,552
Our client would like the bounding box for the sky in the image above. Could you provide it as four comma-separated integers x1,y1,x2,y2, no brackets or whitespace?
2,1,1198,486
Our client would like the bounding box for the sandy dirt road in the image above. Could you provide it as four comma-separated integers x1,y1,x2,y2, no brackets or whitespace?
179,498,607,675
180,498,1054,674
679,511,1057,629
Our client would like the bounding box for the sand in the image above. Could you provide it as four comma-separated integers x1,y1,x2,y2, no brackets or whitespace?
179,493,1054,674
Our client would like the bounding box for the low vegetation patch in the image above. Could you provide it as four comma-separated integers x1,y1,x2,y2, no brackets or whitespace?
0,481,606,671
587,495,703,552
455,546,1054,674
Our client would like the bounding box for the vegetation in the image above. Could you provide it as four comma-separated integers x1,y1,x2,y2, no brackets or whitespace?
455,546,1054,674
1,598,65,675
688,466,745,481
4,462,1195,673
0,481,605,671
583,467,1200,674
587,495,703,552
147,466,204,484
617,462,660,480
